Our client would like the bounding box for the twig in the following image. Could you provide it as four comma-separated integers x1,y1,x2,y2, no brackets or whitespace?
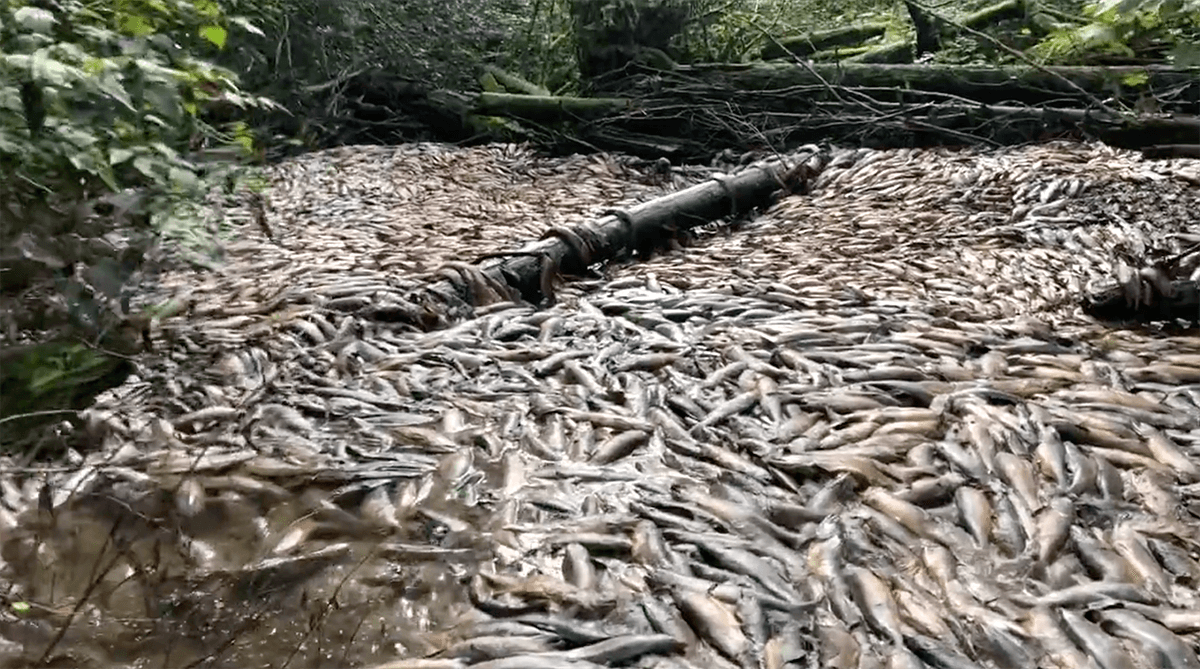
37,517,124,664
278,548,375,669
0,410,77,427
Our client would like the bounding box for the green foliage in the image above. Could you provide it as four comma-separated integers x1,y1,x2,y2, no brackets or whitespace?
1030,0,1200,63
504,0,580,93
666,0,902,63
213,0,522,139
0,0,274,450
0,0,274,240
0,338,135,453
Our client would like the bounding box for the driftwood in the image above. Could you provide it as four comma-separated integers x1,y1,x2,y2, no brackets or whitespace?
379,149,830,329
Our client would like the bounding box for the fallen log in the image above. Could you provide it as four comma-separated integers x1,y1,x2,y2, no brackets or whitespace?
483,65,552,97
475,92,634,122
760,23,890,60
376,148,830,329
668,63,1200,110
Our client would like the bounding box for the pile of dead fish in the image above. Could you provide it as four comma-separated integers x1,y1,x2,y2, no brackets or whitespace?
0,141,1198,669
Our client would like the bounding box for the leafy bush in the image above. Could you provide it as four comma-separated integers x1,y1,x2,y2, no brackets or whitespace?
0,0,273,448
1031,0,1200,63
214,0,524,145
0,0,273,317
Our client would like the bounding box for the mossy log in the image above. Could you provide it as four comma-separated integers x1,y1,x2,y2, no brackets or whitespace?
475,92,634,122
672,62,1200,109
760,23,890,60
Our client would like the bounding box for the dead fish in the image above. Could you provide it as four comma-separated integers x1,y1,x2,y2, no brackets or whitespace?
468,655,606,669
1140,427,1200,482
903,633,983,669
995,452,1041,512
507,614,614,645
589,430,651,465
1099,609,1200,669
562,543,597,590
175,477,207,518
815,613,861,669
1064,441,1099,496
616,353,682,373
1112,523,1171,596
896,472,964,507
1030,580,1154,608
558,634,681,664
360,484,400,530
630,519,677,569
845,566,904,645
955,486,992,549
1033,497,1074,568
1033,425,1069,489
673,588,749,662
442,636,554,663
362,660,467,669
691,391,759,434
1071,526,1133,583
761,623,806,669
991,492,1028,558
1059,608,1138,669
640,596,696,645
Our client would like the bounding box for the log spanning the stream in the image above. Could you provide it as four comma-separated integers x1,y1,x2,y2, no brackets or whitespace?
376,148,831,329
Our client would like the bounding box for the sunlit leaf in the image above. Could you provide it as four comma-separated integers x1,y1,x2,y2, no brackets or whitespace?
1120,71,1149,86
150,142,179,160
119,14,155,37
199,25,227,49
110,148,135,164
230,16,265,37
143,114,170,128
195,0,223,18
29,51,85,86
95,73,135,110
133,156,157,179
169,166,199,191
14,7,57,34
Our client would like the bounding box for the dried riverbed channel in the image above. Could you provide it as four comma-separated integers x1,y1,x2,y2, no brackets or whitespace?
1,141,1199,669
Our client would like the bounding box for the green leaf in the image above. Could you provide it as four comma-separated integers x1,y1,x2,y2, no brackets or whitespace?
1172,42,1200,66
119,14,155,37
14,7,57,34
110,148,135,164
199,25,227,49
133,156,157,179
1121,71,1149,86
29,51,85,86
142,114,170,128
196,0,223,18
230,16,265,37
169,166,199,191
